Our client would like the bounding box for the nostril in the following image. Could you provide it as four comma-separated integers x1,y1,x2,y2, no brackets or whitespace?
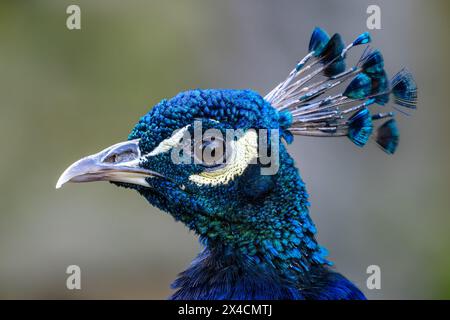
103,154,119,163
103,150,138,164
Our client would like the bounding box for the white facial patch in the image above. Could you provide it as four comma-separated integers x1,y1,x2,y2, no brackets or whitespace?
146,125,191,157
188,129,258,186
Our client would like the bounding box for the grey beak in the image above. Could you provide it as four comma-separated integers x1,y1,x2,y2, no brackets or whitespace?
56,139,165,189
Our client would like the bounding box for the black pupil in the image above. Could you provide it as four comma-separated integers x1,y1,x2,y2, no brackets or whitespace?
200,138,224,167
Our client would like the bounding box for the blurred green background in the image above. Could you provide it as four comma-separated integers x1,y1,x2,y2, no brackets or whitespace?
0,0,449,299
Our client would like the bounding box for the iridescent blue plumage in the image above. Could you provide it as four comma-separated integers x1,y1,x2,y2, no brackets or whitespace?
361,49,385,75
65,27,417,300
391,69,418,109
170,244,365,300
320,33,346,77
352,32,371,46
371,70,390,105
343,73,372,99
347,108,373,147
376,119,400,154
309,27,330,57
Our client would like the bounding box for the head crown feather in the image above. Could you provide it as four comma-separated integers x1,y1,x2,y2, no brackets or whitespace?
266,27,417,154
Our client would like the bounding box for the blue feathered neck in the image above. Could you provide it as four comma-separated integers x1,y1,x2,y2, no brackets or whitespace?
170,242,366,300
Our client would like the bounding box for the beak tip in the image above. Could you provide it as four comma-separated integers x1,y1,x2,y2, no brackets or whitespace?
55,176,66,189
56,169,72,189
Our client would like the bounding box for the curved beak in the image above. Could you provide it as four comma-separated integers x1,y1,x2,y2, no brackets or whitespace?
56,139,165,189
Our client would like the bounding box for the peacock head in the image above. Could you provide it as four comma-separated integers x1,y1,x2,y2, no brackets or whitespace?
55,89,303,247
56,27,417,265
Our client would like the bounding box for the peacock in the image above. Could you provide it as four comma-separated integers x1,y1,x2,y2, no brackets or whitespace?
56,27,417,300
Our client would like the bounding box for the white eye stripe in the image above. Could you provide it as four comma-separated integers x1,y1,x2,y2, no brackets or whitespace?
145,125,191,158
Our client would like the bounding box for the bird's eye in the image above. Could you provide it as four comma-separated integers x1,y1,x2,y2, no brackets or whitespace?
193,136,227,168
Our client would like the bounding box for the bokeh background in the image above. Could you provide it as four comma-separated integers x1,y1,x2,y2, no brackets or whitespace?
0,0,448,299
